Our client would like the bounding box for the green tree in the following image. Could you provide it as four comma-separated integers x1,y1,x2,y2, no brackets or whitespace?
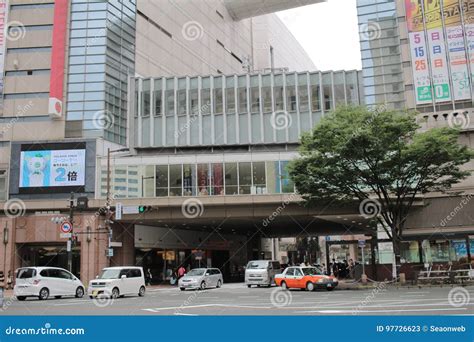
289,106,472,274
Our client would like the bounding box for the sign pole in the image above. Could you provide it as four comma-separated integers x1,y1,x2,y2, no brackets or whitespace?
67,192,74,273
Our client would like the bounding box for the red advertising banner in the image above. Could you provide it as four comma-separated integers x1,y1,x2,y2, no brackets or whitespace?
49,0,68,118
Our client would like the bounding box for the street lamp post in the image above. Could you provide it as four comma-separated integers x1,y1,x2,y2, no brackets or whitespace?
68,192,75,273
105,147,129,265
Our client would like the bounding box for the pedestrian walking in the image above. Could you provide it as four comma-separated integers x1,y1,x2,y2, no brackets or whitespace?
177,265,186,282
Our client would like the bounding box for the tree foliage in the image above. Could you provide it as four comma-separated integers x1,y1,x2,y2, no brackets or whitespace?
289,106,472,245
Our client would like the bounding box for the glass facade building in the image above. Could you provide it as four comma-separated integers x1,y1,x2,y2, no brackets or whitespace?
65,0,136,145
357,0,405,109
132,70,363,148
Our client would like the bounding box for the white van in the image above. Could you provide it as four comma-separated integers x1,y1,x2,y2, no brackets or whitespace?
88,266,145,299
14,267,85,301
245,260,281,288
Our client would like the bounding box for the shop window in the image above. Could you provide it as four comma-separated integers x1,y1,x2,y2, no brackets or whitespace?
400,241,420,263
197,163,210,195
252,162,266,194
225,163,238,195
211,163,224,195
169,165,182,196
155,165,168,197
238,162,251,194
183,164,196,196
422,239,456,263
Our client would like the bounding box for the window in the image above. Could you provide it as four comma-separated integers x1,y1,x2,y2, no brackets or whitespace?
274,74,284,111
58,270,73,279
286,268,295,276
142,80,150,116
238,76,247,113
262,75,272,112
214,77,223,114
298,74,309,112
226,77,235,114
197,163,210,196
183,164,196,196
154,80,162,116
127,269,141,278
294,269,303,276
286,75,297,111
225,163,238,195
169,165,182,196
177,89,186,116
155,165,168,197
265,162,280,194
201,77,211,115
250,76,259,113
322,73,333,111
238,162,251,194
165,79,174,116
211,163,224,195
280,161,295,193
0,170,6,200
252,162,266,194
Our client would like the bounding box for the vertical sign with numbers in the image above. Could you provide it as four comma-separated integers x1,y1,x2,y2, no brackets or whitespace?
445,0,471,100
406,0,433,104
427,26,451,102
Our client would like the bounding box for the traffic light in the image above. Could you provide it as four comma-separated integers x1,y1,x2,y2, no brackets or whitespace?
138,205,152,213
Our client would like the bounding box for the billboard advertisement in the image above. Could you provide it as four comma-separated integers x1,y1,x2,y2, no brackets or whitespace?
18,143,86,193
405,0,474,104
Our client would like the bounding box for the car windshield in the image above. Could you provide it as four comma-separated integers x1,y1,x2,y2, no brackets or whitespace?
16,268,36,279
187,269,205,276
98,269,121,279
247,261,268,269
302,267,323,276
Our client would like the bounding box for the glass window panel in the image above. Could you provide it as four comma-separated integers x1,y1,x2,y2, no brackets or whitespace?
286,75,297,111
154,80,162,116
238,162,251,194
189,89,199,115
177,89,186,116
142,79,150,117
214,88,223,114
322,73,333,111
252,162,266,194
183,164,196,196
250,76,260,113
266,161,280,193
225,163,238,195
226,87,235,114
155,165,168,197
279,161,294,193
197,163,210,196
211,163,224,195
165,89,174,116
169,165,182,196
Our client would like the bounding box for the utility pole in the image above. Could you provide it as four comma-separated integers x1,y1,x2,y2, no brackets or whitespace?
68,192,75,273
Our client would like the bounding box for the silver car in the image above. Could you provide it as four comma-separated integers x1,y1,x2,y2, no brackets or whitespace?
178,268,223,291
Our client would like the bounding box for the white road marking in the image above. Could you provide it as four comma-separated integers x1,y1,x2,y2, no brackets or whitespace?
297,308,468,314
174,313,198,316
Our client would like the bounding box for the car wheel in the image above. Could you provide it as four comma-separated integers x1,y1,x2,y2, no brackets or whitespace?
281,281,288,290
200,281,206,290
17,296,26,301
138,286,145,297
306,282,315,292
326,287,334,291
39,287,49,300
216,280,222,288
247,284,251,288
75,287,84,298
180,287,185,291
111,287,120,299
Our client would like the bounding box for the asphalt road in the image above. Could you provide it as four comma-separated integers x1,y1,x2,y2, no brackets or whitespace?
1,283,473,316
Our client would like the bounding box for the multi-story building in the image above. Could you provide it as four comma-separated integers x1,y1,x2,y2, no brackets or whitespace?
2,0,356,284
357,0,474,271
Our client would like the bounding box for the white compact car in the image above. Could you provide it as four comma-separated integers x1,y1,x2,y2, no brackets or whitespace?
178,268,223,291
88,266,146,299
14,267,85,301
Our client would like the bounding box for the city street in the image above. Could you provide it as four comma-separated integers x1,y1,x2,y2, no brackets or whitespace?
2,284,473,316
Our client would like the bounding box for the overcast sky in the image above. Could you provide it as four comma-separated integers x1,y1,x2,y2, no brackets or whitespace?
277,0,361,71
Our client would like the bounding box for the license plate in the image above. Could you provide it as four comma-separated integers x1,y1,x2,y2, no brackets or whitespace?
326,283,332,288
